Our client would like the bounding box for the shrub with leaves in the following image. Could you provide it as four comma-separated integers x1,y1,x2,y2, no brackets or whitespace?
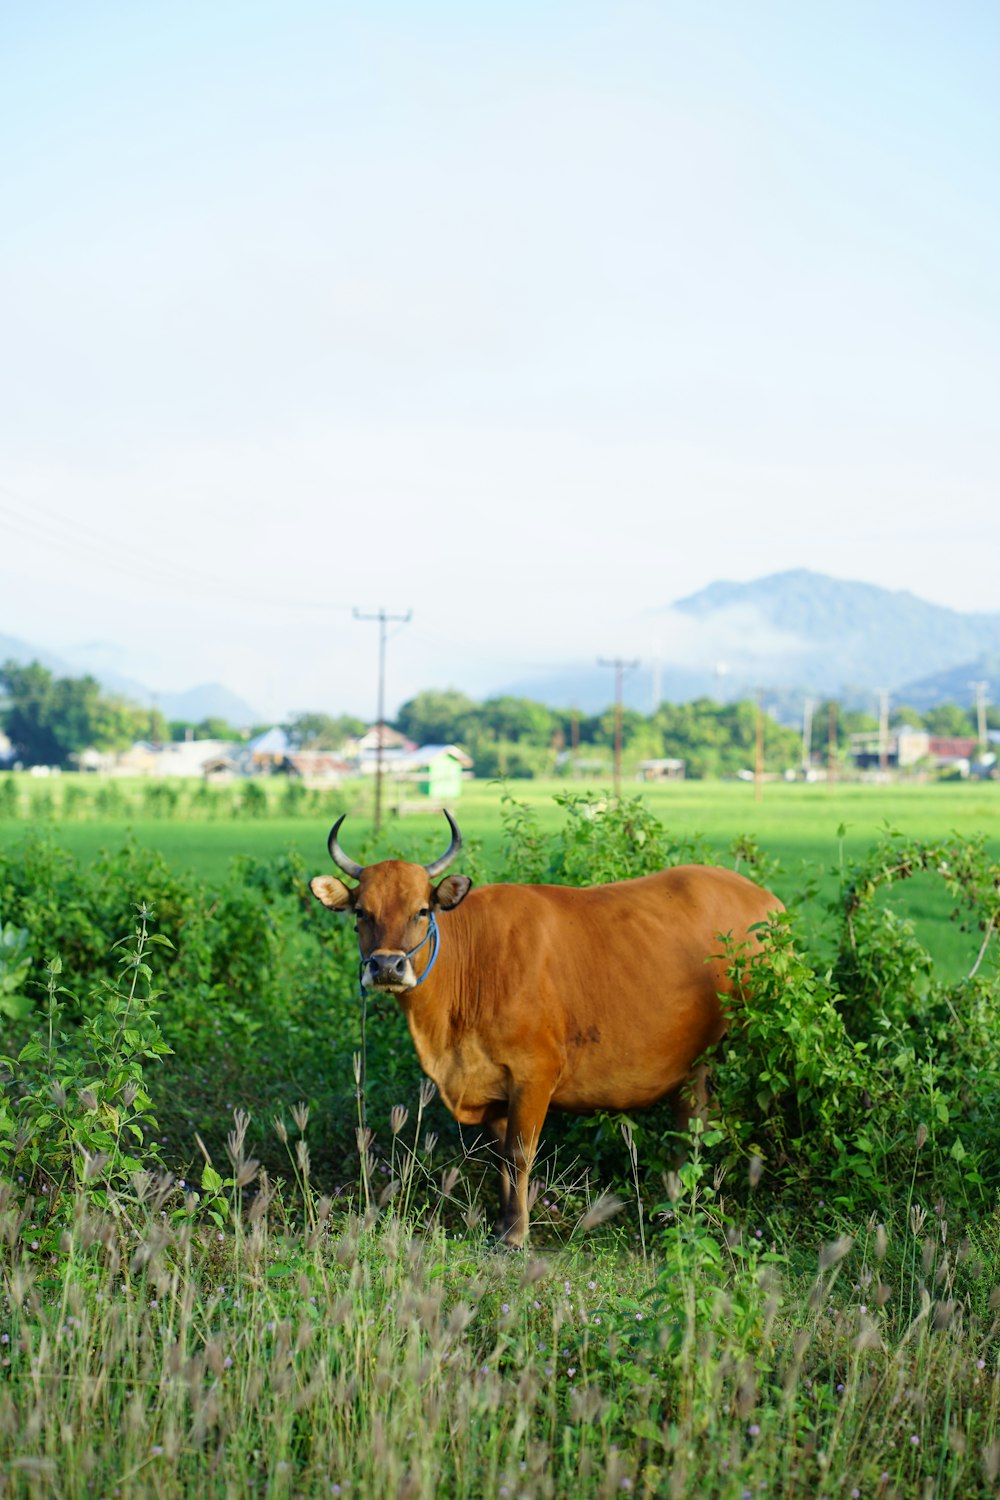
0,906,171,1247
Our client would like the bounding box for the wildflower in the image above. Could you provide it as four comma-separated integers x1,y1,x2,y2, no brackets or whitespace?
910,1435,919,1446
748,1424,760,1438
151,1446,163,1457
501,1303,510,1315
588,1280,596,1290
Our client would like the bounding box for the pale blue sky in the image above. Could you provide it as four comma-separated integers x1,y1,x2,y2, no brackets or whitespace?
2,2,998,716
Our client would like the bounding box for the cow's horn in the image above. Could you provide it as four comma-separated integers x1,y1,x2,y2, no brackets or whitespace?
424,809,462,878
327,815,364,880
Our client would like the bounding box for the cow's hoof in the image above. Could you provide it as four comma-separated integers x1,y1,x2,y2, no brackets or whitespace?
492,1223,525,1251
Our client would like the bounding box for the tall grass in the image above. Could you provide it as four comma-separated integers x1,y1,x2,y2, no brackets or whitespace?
3,1115,1000,1498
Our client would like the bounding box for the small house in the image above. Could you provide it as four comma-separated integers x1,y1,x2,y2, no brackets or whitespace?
636,758,686,782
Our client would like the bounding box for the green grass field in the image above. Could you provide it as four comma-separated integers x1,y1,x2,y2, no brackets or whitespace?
3,774,996,978
3,772,995,866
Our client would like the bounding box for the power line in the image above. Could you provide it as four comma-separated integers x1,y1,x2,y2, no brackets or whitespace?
0,485,355,615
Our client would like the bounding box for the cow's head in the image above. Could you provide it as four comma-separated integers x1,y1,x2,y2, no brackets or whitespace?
310,810,472,992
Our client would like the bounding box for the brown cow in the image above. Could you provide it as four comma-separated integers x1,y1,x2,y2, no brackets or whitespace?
310,810,783,1247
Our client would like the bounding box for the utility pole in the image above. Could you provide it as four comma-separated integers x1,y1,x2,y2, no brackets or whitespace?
801,696,815,775
755,689,765,803
969,680,989,749
354,606,412,836
598,657,638,799
827,701,838,782
878,689,890,773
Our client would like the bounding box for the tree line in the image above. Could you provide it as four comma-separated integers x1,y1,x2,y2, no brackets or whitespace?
2,659,995,776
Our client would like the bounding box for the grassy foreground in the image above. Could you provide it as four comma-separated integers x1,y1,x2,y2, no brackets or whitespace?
3,1139,1000,1499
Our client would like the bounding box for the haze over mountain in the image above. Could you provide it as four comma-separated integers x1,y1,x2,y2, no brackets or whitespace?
499,570,1000,715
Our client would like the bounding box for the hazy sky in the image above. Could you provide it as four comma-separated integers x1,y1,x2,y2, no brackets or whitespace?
2,2,999,719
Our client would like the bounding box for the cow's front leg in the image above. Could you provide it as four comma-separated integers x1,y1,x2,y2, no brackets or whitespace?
483,1116,512,1228
496,1081,553,1249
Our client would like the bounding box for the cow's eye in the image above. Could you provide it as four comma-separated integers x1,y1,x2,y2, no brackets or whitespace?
416,908,430,920
355,909,369,924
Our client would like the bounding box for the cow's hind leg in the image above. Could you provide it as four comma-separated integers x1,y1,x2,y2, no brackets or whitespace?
673,1063,713,1136
497,1079,554,1249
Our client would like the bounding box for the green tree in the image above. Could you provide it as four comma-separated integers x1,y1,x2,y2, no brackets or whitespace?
1,660,62,764
924,703,976,737
1,660,164,765
395,690,478,746
476,696,556,746
286,712,365,749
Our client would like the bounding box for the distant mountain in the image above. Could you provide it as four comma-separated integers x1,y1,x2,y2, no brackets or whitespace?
498,571,1000,713
0,631,77,679
155,683,261,727
895,654,1000,714
0,632,261,728
670,570,1000,692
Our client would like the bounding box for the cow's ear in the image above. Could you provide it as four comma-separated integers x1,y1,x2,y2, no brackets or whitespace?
310,875,355,912
433,873,472,910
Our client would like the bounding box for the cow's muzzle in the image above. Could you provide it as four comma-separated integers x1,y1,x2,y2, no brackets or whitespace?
363,951,415,992
358,913,440,994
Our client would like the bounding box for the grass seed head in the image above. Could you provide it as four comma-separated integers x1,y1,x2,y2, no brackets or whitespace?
819,1235,854,1271
580,1192,624,1231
